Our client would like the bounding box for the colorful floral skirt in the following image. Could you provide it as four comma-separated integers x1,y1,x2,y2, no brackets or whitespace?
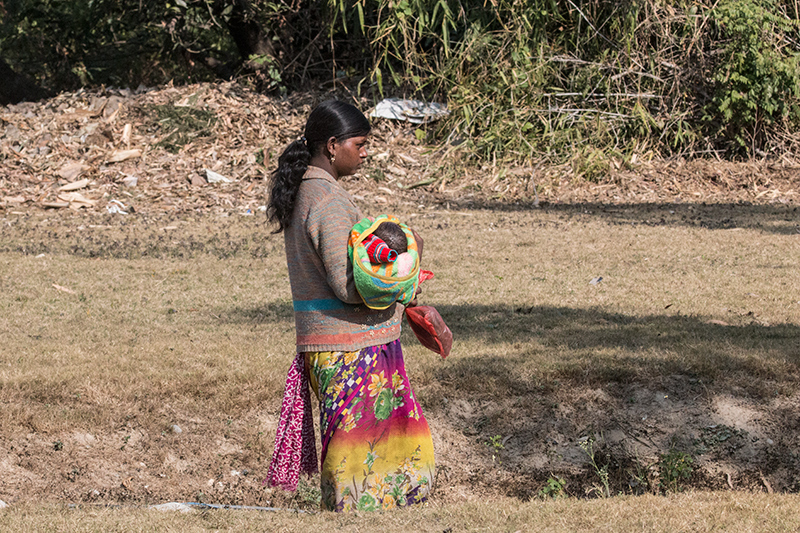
306,339,435,512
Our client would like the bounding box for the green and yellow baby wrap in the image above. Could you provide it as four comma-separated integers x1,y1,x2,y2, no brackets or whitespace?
348,215,420,310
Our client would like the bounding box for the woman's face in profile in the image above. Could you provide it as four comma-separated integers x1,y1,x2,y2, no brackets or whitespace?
333,135,369,177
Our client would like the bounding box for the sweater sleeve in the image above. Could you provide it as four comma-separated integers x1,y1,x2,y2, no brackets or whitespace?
305,187,364,305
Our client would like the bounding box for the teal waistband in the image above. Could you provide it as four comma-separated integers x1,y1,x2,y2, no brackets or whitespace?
293,298,348,312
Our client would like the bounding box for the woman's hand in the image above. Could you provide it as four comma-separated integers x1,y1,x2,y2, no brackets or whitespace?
412,229,424,262
406,285,422,308
406,228,425,308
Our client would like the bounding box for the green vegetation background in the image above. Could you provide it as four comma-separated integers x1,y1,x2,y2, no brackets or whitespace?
1,0,798,161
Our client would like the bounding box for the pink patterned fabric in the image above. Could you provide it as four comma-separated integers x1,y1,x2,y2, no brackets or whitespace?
266,352,318,491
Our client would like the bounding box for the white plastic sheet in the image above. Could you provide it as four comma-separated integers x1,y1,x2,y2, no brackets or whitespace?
370,98,449,124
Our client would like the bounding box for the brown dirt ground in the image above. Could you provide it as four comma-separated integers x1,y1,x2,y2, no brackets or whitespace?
3,374,799,509
1,82,799,511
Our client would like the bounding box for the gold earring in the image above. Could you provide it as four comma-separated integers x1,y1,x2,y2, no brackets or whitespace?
330,155,336,163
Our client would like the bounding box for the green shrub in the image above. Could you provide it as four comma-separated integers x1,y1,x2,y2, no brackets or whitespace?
706,0,800,154
538,476,567,499
332,0,715,164
4,0,800,165
333,0,800,165
658,449,694,493
0,0,227,91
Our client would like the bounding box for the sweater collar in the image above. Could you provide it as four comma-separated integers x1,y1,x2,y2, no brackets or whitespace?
302,165,337,184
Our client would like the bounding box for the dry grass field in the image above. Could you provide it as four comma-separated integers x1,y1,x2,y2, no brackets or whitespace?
0,194,798,530
4,492,800,532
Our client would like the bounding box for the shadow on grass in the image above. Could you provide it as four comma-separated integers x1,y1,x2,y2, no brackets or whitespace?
424,303,800,498
221,300,800,389
0,211,281,259
449,200,799,235
220,301,294,324
223,299,800,496
435,302,800,392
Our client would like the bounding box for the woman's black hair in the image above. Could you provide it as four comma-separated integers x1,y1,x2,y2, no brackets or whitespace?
267,100,371,233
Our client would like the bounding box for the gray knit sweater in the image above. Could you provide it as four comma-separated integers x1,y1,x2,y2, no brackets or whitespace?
284,166,403,352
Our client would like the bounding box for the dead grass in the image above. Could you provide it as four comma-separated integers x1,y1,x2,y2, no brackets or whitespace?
411,204,799,386
0,200,798,523
2,492,800,532
0,220,292,434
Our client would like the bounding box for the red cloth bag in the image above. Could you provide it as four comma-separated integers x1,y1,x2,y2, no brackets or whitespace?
405,305,452,358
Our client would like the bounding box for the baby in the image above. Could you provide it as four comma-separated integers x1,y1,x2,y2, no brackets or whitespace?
361,221,415,277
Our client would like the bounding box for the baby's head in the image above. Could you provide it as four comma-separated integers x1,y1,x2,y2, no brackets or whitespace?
373,222,407,254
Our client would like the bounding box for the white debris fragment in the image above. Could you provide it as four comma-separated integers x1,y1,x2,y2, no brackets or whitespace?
370,98,449,124
149,502,195,513
205,169,232,183
106,199,129,214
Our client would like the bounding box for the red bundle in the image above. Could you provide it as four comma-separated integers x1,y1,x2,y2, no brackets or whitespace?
405,305,452,359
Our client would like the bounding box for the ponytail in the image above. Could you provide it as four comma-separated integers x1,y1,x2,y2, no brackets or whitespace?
267,138,310,233
267,100,371,233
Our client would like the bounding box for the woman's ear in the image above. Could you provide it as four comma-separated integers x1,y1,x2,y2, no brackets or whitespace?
325,136,337,159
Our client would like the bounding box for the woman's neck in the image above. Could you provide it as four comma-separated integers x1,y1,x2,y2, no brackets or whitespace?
309,156,336,180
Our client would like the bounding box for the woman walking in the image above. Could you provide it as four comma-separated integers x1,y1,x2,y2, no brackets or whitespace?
265,100,435,512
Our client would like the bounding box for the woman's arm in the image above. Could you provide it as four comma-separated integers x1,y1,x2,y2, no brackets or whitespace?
306,191,363,305
412,228,424,263
405,228,425,307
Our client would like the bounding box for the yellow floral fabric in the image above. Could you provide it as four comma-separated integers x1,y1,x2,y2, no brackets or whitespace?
306,340,435,512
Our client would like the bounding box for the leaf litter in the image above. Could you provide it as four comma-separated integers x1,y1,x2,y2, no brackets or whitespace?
1,81,799,216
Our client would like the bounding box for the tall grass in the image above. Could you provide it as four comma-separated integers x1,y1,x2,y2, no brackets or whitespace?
4,0,796,163
329,0,800,163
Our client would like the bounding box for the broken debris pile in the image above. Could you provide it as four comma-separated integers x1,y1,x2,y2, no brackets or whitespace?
0,84,313,215
2,82,798,213
0,83,453,215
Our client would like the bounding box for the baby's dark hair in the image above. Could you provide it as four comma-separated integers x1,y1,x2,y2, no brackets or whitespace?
373,222,407,254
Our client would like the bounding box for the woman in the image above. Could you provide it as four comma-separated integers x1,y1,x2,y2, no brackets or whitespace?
265,100,435,512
